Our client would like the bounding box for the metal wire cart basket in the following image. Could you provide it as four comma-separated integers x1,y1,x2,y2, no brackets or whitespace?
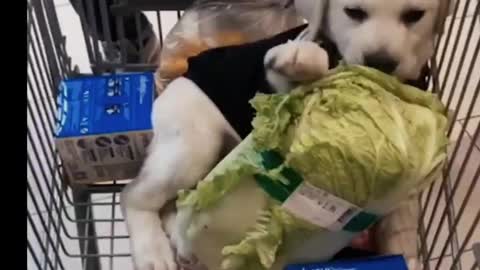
27,0,479,269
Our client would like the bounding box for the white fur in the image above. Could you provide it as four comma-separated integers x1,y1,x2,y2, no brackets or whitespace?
121,0,452,269
121,78,240,270
325,0,439,80
265,40,330,93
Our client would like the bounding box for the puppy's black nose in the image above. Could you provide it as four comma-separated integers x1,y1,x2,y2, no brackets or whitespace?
364,51,399,74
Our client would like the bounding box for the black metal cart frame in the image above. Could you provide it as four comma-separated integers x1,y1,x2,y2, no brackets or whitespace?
27,0,480,269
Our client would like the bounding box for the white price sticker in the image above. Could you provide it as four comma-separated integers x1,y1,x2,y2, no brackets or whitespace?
282,182,361,231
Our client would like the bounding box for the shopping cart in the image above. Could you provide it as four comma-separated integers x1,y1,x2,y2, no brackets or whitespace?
27,0,480,269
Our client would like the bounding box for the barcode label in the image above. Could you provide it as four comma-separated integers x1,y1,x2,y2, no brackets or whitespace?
282,182,361,231
337,208,357,224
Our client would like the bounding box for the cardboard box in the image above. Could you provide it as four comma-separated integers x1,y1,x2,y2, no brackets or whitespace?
55,72,154,184
285,255,409,270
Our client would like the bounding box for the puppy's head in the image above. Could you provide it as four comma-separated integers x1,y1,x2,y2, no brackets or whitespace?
295,0,454,81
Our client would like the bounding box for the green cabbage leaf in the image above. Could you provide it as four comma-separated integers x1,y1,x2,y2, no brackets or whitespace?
176,65,449,270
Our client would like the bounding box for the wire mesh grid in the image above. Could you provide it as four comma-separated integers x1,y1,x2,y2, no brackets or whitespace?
418,1,480,270
27,0,479,270
66,0,188,74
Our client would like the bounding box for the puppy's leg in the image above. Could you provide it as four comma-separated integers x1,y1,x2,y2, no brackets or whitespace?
264,40,330,93
122,78,240,270
121,141,186,270
375,194,420,270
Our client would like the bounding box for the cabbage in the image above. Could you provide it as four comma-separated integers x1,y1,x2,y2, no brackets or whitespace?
175,65,449,270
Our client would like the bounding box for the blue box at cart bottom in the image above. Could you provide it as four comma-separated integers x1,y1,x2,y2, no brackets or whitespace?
285,255,409,270
54,72,155,184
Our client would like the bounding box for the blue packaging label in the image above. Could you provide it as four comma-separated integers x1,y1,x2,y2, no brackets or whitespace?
55,72,154,138
285,255,408,270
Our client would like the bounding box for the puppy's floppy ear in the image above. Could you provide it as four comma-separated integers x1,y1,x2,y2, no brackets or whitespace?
435,0,455,34
294,0,328,40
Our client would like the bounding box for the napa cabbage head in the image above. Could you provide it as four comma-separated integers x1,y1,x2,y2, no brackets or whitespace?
175,65,449,270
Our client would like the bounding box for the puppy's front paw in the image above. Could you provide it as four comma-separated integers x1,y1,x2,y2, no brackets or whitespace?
132,233,177,270
265,40,329,92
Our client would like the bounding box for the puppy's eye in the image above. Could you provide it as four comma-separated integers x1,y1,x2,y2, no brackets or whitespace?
344,7,368,22
401,9,425,25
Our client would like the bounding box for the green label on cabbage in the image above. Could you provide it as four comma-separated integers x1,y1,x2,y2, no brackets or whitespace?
255,150,378,232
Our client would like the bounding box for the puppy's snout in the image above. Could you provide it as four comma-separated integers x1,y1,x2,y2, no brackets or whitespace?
364,51,399,74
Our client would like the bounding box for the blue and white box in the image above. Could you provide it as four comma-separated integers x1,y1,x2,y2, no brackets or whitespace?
285,255,409,270
55,72,155,184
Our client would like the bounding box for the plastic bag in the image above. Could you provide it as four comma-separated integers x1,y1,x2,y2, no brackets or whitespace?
155,0,303,93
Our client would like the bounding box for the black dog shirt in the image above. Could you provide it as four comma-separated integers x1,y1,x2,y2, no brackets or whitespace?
183,25,307,138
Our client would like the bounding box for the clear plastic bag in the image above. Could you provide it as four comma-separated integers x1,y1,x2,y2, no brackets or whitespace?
155,0,303,92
